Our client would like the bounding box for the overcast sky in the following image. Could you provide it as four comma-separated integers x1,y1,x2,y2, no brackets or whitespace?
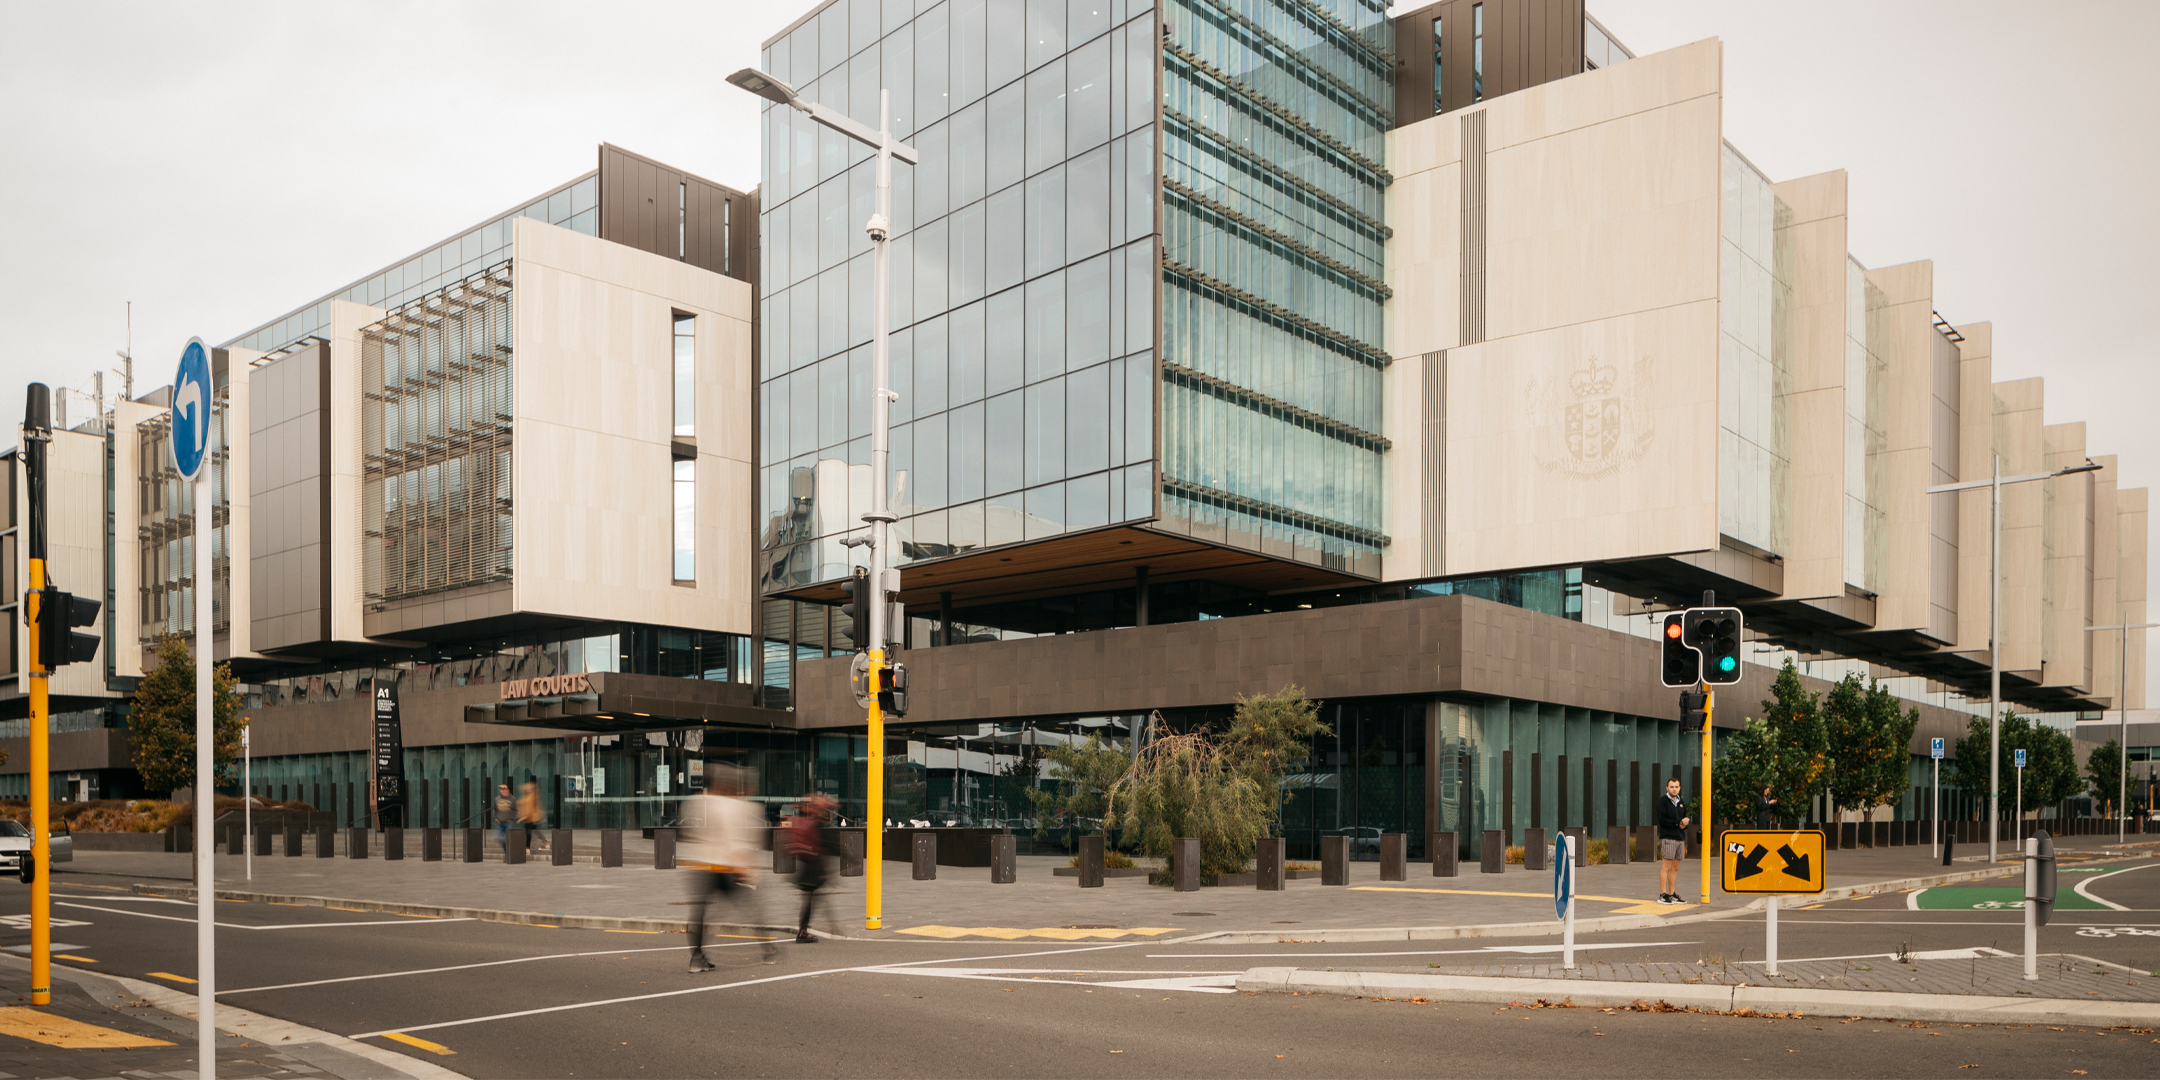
1,1,2152,693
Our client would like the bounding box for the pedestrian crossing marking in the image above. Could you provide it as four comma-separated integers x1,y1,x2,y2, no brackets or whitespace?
898,926,1184,941
146,971,196,984
0,1007,174,1049
382,1031,457,1055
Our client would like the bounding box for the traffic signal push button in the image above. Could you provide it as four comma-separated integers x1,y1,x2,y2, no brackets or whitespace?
1718,829,1825,894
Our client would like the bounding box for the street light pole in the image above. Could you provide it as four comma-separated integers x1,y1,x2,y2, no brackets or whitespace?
727,68,916,930
1928,458,2101,863
2086,620,2157,845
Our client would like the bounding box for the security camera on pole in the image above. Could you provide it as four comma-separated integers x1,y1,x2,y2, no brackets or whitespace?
169,339,218,1079
727,67,917,931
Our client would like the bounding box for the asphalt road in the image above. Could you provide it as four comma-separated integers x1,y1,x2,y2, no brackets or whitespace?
5,857,2157,1078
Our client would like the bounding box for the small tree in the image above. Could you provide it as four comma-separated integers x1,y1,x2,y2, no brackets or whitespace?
1950,712,2084,822
1217,686,1331,820
1025,733,1132,840
128,636,244,796
2086,739,2124,814
1821,673,1870,825
1856,680,1920,827
1717,660,1829,827
1107,733,1268,878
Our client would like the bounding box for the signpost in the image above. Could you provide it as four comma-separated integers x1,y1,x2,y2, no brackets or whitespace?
373,683,405,828
2014,748,2026,840
1554,833,1576,970
2024,830,2056,980
1931,738,1945,859
1720,829,1826,977
171,339,216,1080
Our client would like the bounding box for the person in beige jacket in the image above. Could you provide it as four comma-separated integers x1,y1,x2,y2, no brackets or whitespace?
680,763,776,971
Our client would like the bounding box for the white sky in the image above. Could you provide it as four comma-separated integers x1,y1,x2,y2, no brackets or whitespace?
0,0,2151,692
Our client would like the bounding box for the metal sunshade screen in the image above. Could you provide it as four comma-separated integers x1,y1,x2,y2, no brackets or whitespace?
135,391,234,641
360,263,515,605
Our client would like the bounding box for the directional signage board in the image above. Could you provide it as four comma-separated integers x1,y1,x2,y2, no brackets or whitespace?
171,338,214,480
1719,829,1825,894
2015,749,2027,769
1931,738,1945,760
1553,834,1573,919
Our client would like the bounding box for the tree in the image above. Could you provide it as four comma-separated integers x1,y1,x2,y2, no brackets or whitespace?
1951,712,2085,821
1715,660,1829,827
1025,732,1132,839
2086,739,2124,814
1821,673,1870,826
127,636,244,796
1216,686,1331,821
1846,678,1921,827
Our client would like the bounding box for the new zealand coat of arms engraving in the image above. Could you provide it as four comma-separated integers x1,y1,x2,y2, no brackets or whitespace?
1528,356,1656,479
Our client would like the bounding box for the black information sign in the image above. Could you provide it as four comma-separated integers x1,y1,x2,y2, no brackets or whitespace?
373,680,406,828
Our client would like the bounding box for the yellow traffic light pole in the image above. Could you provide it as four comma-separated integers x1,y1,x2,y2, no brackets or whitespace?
22,387,53,1006
1701,684,1714,906
865,651,883,930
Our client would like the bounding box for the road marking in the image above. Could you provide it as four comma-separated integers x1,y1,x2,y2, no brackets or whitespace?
897,926,1183,941
1148,941,1695,959
147,971,197,984
54,955,95,963
221,945,694,995
874,967,1238,994
396,913,441,919
0,915,91,930
606,929,663,934
2072,862,2152,911
1350,886,1682,916
0,1006,174,1048
54,902,475,931
381,1032,456,1055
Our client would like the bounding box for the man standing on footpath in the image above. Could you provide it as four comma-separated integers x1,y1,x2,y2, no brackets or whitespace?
1655,775,1691,905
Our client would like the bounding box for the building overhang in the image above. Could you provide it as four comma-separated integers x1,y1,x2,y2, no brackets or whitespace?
467,672,796,734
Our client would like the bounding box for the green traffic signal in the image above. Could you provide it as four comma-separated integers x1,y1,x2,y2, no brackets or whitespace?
1718,656,1736,672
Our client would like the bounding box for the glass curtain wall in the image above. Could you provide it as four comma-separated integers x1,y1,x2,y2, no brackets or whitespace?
1432,697,1683,861
136,387,232,642
758,0,1160,593
1717,145,1792,558
1159,0,1392,577
1844,258,1889,593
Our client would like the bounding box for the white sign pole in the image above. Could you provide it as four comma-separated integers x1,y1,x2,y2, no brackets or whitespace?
194,462,215,1078
243,727,251,882
1932,757,1940,859
1765,894,1779,977
1561,834,1576,970
2023,835,2038,981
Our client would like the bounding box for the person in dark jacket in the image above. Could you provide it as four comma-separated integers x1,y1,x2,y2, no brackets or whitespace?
1755,785,1781,830
790,794,837,943
1655,776,1691,905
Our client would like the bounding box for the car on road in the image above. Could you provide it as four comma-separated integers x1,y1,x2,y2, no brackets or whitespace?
0,819,72,878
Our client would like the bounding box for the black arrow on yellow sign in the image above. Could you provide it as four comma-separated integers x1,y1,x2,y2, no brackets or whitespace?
1777,844,1810,882
1733,844,1770,880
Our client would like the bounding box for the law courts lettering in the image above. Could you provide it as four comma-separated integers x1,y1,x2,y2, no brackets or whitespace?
499,674,593,699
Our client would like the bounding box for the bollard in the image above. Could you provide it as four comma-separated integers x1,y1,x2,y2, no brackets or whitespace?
284,825,303,858
772,827,798,875
1256,837,1286,890
463,828,484,863
226,825,243,856
1172,838,1201,892
601,829,623,868
1942,832,1954,867
315,826,334,858
1431,832,1458,877
1523,827,1547,871
1077,835,1104,888
1320,835,1348,885
840,830,864,877
1379,834,1407,881
990,834,1016,883
551,830,572,866
506,828,528,865
1606,826,1630,865
912,832,937,880
1480,830,1504,873
348,827,370,859
422,827,443,862
384,827,404,861
253,826,273,857
1634,825,1656,868
652,827,676,870
1563,827,1587,868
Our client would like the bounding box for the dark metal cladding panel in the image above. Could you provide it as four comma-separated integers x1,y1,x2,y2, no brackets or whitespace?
1391,0,1589,126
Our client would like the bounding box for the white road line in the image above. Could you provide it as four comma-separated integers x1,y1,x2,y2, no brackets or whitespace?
2072,863,2152,912
54,901,471,931
1147,941,1693,959
222,945,699,995
348,967,858,1039
1907,888,1927,910
867,967,1237,994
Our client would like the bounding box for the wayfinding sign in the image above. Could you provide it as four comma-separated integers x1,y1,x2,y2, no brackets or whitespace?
171,339,213,480
1720,829,1825,894
1931,738,1945,760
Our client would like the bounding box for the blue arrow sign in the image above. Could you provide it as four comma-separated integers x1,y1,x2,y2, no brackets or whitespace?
171,339,213,480
1931,737,1944,761
2015,749,2026,769
1553,835,1572,919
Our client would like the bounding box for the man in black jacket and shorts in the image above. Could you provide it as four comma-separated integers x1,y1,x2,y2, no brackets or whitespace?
1655,776,1690,905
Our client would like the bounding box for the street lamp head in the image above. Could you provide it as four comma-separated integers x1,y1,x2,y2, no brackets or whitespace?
2055,461,2103,477
726,68,800,108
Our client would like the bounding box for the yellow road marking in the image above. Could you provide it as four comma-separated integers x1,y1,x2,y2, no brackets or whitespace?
381,1032,456,1055
328,907,370,913
897,926,1184,941
54,955,95,963
270,902,308,907
146,972,197,984
527,924,560,929
219,898,249,903
0,1006,173,1049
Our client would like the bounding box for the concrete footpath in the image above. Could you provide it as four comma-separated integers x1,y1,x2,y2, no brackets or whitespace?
60,832,2158,943
0,954,466,1079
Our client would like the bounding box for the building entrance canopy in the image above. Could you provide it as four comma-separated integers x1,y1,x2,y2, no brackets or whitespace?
466,672,795,734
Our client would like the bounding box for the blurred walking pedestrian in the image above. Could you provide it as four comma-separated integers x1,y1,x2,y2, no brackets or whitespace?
680,763,776,971
493,783,514,853
789,794,837,943
518,780,549,852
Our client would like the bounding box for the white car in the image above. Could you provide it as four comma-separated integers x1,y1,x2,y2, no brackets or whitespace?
0,819,73,880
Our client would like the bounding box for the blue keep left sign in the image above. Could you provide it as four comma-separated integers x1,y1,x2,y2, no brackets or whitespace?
171,338,213,480
1553,835,1573,919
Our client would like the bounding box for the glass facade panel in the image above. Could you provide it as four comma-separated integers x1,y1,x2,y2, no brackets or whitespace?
1717,145,1792,557
1846,258,1890,592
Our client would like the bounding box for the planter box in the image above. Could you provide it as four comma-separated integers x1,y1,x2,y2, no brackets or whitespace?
1204,872,1257,887
1285,868,1325,879
1051,866,1149,878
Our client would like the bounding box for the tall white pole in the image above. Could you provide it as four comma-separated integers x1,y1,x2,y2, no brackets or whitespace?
862,87,897,931
1989,459,2001,864
2022,835,2038,981
1932,758,1940,859
2015,763,2022,846
2122,628,2130,845
243,728,251,882
194,467,215,1078
1765,895,1779,977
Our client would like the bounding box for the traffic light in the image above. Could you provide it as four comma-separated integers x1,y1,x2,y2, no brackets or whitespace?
34,588,100,670
1678,689,1708,733
2027,829,2057,926
1659,613,1700,687
1685,606,1743,684
838,566,870,652
878,662,909,718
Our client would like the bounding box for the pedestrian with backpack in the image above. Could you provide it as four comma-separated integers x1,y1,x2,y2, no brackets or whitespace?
789,794,837,943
